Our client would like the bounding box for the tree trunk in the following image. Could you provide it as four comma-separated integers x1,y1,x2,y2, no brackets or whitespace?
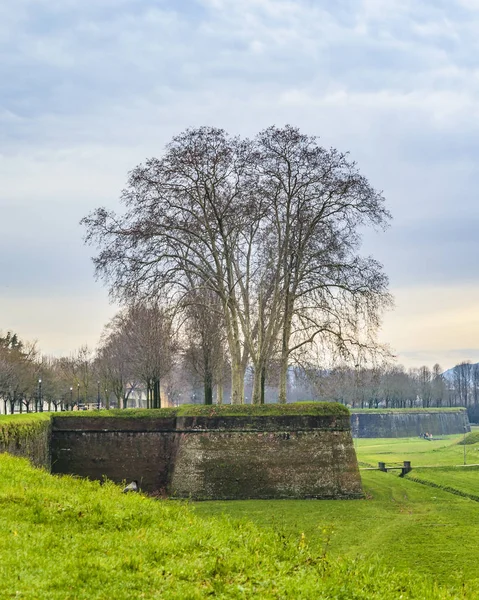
279,357,288,404
252,363,267,405
252,367,262,405
153,378,161,409
279,296,293,404
204,371,213,405
260,366,266,405
146,380,151,409
230,360,245,404
216,382,223,405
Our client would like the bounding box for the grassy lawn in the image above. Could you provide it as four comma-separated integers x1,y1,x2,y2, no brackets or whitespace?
2,422,479,597
195,471,479,587
407,466,479,497
355,434,475,467
195,434,479,591
0,454,457,600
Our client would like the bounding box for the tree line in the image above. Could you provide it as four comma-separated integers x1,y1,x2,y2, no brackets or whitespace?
2,326,478,413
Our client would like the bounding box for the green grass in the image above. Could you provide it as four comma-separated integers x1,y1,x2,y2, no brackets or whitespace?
196,470,479,591
51,401,349,418
2,418,479,597
0,454,461,600
354,434,473,467
351,408,466,413
0,413,50,447
406,466,479,498
0,412,51,423
196,435,479,593
458,430,479,445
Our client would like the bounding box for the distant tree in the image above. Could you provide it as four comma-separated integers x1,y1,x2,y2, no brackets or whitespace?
181,286,227,405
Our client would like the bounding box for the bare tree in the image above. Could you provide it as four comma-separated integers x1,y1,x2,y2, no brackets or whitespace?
121,304,176,409
254,126,392,402
181,286,227,405
82,125,391,404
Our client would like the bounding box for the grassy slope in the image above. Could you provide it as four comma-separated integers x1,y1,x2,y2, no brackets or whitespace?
196,435,479,590
355,434,474,467
406,466,479,497
196,471,479,588
351,408,465,413
50,402,349,418
0,454,455,600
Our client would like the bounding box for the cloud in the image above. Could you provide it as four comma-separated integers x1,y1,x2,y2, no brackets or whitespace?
2,0,479,362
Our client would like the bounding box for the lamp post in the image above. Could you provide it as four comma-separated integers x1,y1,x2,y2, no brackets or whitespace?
70,386,73,411
97,381,101,410
77,383,80,409
38,379,42,412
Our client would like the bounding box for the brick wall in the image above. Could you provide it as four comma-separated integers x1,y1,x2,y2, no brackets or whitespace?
51,414,362,500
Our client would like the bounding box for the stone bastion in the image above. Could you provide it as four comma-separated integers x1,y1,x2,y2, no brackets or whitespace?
49,406,363,500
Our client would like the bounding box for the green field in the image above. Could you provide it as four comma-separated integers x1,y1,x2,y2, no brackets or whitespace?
2,426,479,598
0,453,460,600
195,433,479,594
355,433,476,467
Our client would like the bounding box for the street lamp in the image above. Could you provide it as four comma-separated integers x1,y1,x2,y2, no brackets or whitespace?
38,379,42,412
70,386,73,410
97,381,101,410
77,383,80,409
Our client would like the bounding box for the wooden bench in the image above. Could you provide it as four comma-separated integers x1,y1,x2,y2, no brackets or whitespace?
378,461,412,477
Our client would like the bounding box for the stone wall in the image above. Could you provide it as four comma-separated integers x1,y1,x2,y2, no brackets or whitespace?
51,413,362,500
350,409,470,438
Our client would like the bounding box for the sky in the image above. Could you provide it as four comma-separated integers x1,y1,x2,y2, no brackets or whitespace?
1,0,479,370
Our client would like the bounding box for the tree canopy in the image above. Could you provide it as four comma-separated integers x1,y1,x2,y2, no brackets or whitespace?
83,125,392,404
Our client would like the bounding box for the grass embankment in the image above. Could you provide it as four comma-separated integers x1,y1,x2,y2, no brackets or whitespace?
0,454,456,600
458,430,479,445
0,412,50,423
52,402,349,418
406,466,479,502
350,408,466,413
197,434,479,592
0,413,50,448
355,434,474,467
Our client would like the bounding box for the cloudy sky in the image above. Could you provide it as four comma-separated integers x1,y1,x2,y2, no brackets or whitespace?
1,0,479,369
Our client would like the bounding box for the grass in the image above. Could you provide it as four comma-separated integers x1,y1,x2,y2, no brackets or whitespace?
195,434,479,593
196,470,479,590
406,466,479,499
0,412,51,423
458,430,479,445
0,412,50,448
50,402,349,418
2,415,479,597
350,407,466,413
0,453,460,600
354,434,473,467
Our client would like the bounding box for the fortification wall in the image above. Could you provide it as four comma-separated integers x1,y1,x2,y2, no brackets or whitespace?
50,414,362,500
350,409,470,438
